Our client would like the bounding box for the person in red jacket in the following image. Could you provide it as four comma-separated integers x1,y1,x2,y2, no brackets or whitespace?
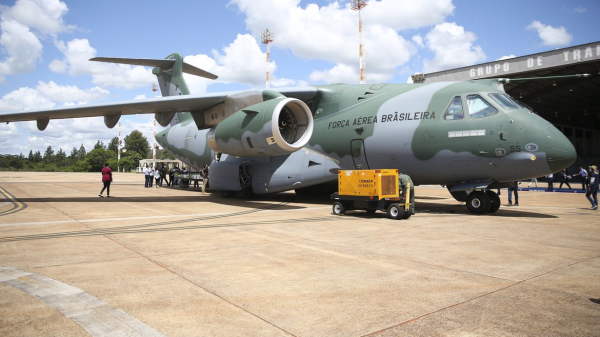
99,163,112,197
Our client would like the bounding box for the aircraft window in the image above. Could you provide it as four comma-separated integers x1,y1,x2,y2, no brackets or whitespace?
488,93,520,110
466,94,498,119
443,96,464,120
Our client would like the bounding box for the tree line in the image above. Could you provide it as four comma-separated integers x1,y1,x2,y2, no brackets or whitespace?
0,130,174,172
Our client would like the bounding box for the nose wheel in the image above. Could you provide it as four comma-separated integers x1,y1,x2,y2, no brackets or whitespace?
466,191,491,214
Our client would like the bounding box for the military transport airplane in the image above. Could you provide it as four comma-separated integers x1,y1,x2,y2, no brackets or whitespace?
0,53,578,214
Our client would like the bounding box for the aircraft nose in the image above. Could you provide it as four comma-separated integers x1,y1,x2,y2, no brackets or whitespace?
545,126,577,173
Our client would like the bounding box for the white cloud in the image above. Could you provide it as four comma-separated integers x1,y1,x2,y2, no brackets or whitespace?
183,34,280,93
2,0,73,36
0,0,73,82
310,63,357,84
36,81,110,103
48,58,67,73
527,20,573,47
573,6,586,14
229,0,451,83
412,34,424,48
422,22,486,73
497,55,516,61
53,38,154,90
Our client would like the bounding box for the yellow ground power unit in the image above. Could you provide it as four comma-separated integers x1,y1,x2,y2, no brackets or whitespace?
331,169,414,220
337,169,399,198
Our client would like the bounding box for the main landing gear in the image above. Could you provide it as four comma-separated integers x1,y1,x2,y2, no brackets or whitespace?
466,190,500,214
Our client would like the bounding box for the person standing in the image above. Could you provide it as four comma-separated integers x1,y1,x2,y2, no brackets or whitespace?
99,163,112,197
547,173,554,191
574,166,588,191
148,165,154,187
200,164,209,195
144,165,151,188
160,165,168,186
527,177,538,188
558,169,572,190
169,166,177,187
508,181,519,206
154,166,161,188
586,165,599,210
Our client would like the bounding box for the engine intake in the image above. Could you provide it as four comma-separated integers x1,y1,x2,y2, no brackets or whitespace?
208,97,313,157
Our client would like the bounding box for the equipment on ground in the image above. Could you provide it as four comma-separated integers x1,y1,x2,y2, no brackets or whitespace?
331,169,413,220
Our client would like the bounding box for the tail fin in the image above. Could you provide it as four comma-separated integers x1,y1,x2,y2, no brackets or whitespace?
90,53,218,125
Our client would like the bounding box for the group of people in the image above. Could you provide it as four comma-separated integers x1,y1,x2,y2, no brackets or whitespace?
143,164,210,194
143,164,168,188
545,165,599,210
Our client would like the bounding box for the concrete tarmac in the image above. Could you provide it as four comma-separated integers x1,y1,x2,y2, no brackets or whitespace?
0,172,599,336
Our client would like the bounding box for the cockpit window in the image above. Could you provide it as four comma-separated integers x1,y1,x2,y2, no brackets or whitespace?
488,93,521,110
443,96,464,120
466,94,498,119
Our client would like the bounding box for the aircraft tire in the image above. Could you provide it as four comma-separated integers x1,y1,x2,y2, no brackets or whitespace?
466,191,491,214
486,191,501,213
387,203,404,220
332,202,346,216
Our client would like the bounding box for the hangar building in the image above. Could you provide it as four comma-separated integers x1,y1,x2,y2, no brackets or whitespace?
413,41,600,167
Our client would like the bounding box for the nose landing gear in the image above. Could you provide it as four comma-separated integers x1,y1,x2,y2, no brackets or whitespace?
466,190,500,214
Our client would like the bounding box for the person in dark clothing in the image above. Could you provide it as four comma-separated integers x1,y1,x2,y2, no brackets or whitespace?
169,166,177,187
99,163,112,197
201,164,209,194
547,173,554,191
160,165,168,186
508,181,519,206
558,169,572,189
586,165,599,210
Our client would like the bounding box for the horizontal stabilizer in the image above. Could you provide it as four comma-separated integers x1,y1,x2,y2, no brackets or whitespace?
90,57,218,80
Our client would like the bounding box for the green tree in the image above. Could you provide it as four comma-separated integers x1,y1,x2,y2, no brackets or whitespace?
157,147,175,160
123,150,142,168
78,144,87,161
33,151,42,163
28,150,34,161
85,148,115,172
118,157,135,172
55,148,66,166
124,130,150,158
43,146,54,163
108,137,120,154
94,140,106,150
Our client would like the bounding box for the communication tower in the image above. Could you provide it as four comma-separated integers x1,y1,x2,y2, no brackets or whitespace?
118,121,121,173
351,0,368,84
261,29,274,89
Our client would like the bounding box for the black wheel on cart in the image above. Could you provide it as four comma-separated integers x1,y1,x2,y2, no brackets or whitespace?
387,203,404,220
332,201,346,215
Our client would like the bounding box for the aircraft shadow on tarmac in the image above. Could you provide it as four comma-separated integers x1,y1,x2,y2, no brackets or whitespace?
336,201,559,219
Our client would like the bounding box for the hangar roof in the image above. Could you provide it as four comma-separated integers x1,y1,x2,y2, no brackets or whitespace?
418,41,600,132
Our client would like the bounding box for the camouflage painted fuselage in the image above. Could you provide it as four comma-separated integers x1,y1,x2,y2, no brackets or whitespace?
157,80,575,191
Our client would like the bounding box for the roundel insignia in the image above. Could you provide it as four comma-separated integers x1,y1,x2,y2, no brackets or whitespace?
495,148,506,156
525,143,539,152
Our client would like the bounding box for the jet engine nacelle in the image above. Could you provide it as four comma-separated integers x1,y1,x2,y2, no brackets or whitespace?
207,97,313,157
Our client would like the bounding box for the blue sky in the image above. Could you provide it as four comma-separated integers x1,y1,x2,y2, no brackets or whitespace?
0,0,598,155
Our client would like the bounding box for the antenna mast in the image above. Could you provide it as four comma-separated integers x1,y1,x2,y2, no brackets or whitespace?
261,29,274,89
351,0,368,84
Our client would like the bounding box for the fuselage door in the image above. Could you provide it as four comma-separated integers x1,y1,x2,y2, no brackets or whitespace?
351,139,370,170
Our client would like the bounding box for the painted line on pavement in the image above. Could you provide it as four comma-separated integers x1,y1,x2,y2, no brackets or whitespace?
0,186,27,217
0,265,165,337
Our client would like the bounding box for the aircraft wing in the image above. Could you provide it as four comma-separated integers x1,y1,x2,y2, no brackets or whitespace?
0,92,228,130
0,86,318,131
